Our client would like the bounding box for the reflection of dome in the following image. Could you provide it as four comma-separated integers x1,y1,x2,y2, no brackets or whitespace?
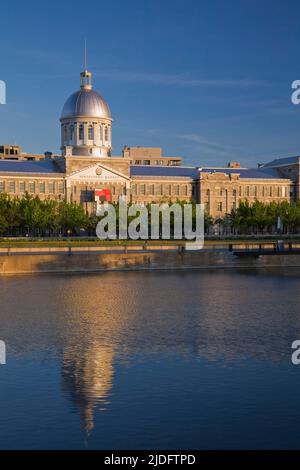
61,89,111,119
62,345,115,435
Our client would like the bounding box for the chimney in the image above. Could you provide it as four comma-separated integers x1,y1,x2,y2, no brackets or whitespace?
228,161,241,168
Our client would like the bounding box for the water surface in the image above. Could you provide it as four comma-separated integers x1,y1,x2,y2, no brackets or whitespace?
0,268,300,449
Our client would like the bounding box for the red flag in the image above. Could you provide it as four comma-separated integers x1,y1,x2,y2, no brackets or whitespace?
95,189,111,202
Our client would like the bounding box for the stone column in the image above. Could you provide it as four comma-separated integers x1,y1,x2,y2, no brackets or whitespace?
94,123,100,146
83,122,88,145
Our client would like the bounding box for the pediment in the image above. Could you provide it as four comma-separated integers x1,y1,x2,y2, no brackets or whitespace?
67,163,130,182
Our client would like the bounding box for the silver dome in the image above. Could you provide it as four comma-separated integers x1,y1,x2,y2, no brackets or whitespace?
61,88,111,119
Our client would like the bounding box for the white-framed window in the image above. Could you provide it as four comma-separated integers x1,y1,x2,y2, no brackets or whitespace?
70,125,74,141
79,124,84,140
88,125,94,140
29,182,35,193
19,182,25,193
9,181,15,193
39,182,45,193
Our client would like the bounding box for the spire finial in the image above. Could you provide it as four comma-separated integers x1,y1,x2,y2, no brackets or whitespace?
80,39,92,90
84,38,87,71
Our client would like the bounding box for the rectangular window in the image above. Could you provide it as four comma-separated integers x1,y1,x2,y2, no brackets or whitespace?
39,182,45,193
182,185,188,196
19,182,25,193
29,182,35,193
131,184,136,195
217,202,223,212
9,181,15,193
0,181,5,192
58,182,64,194
156,184,162,196
140,184,145,195
173,185,179,196
48,182,55,194
148,184,154,195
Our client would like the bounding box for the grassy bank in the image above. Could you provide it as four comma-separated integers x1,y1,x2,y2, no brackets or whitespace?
0,236,300,248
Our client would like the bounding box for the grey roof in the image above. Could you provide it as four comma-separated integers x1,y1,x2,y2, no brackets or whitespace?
61,88,111,119
0,159,63,174
130,165,287,180
130,166,200,179
262,156,299,167
200,167,287,179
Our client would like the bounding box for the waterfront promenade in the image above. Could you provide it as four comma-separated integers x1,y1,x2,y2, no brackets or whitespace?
1,239,300,274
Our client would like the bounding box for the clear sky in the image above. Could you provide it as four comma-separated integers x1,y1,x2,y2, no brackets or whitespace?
1,0,300,167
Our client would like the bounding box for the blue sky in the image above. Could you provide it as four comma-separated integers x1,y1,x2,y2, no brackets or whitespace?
1,0,300,167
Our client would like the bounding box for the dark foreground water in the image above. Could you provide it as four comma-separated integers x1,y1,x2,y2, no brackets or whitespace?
1,268,300,449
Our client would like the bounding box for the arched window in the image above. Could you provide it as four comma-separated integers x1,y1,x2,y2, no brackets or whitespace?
79,124,84,140
88,125,94,140
70,125,74,141
104,126,108,141
64,125,68,142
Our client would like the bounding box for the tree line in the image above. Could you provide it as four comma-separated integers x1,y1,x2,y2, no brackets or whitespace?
0,193,212,237
224,200,300,234
1,193,299,237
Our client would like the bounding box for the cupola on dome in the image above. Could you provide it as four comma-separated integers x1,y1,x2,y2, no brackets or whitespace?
61,70,111,119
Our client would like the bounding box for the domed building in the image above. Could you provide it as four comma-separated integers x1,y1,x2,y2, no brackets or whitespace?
0,67,294,218
60,69,112,158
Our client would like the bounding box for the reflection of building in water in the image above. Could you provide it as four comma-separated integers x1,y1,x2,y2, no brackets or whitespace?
57,274,140,435
62,344,114,434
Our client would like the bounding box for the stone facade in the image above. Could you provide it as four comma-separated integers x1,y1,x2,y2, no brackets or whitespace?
199,171,292,218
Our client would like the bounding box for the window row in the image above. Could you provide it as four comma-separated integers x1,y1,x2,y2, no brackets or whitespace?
206,186,289,198
131,183,190,197
63,124,110,142
0,181,64,194
134,160,165,166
